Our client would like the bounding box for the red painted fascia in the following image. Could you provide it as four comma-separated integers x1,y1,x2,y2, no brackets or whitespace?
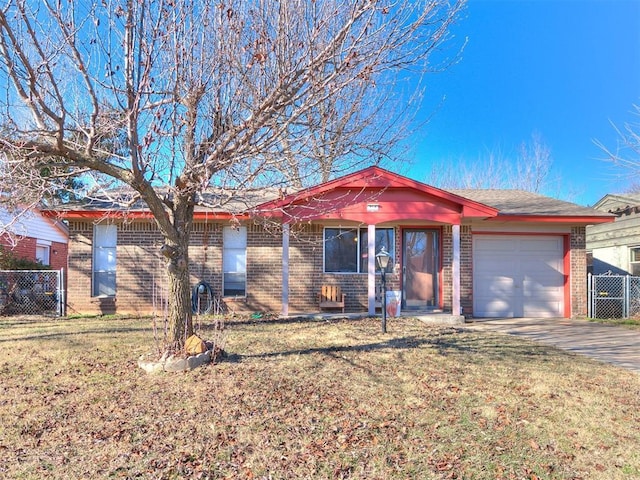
257,166,499,219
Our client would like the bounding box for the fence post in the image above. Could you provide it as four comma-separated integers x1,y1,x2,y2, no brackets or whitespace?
625,275,630,319
58,268,65,317
587,273,592,318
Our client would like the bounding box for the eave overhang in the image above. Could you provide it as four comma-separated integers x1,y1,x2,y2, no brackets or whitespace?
43,210,244,221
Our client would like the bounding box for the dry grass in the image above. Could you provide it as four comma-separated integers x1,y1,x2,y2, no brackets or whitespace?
1,315,640,479
589,317,640,329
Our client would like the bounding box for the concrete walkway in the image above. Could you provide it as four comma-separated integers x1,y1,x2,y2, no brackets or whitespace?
464,317,640,374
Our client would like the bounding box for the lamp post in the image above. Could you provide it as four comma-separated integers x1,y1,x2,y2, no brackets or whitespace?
376,247,391,333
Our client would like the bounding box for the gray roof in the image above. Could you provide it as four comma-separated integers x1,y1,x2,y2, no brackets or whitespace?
450,189,613,218
54,183,610,220
57,187,281,213
593,193,640,212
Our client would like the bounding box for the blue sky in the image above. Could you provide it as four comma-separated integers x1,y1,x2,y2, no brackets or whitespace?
408,0,640,206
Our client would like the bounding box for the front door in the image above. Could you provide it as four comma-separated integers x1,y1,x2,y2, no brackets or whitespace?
403,229,439,310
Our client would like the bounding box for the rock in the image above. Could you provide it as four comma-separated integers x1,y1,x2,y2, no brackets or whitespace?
163,355,188,372
137,355,165,374
185,334,207,356
138,347,214,374
187,352,211,370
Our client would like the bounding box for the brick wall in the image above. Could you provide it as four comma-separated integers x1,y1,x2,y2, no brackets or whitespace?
66,219,288,316
66,221,89,312
570,226,587,317
460,226,473,316
245,223,282,312
1,234,36,261
67,219,160,315
65,219,589,318
288,224,322,311
441,226,452,311
190,222,223,302
50,241,68,273
440,225,472,315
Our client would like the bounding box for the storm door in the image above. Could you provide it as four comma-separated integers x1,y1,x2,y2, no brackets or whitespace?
403,229,439,310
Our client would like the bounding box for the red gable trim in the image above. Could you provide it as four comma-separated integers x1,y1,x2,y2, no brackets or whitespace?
256,166,499,220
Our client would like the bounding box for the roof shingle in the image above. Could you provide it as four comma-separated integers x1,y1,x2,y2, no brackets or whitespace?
450,189,612,218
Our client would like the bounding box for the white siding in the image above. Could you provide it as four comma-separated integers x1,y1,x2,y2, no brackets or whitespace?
0,208,67,244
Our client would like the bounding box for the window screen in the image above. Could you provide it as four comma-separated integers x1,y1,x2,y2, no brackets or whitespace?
223,226,247,296
93,224,116,296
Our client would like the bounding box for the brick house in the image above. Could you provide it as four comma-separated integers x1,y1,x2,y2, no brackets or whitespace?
53,167,612,318
0,207,68,272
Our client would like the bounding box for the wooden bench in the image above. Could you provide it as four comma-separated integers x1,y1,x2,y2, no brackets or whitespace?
374,283,384,310
318,285,346,313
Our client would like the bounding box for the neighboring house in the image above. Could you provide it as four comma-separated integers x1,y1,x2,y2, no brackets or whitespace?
0,206,68,272
51,166,612,318
586,193,640,275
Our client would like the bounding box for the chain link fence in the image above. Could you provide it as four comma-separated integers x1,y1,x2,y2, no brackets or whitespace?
0,269,64,317
588,273,640,319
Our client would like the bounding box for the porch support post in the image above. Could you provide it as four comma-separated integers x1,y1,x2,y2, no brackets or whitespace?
282,223,290,317
452,224,461,316
368,224,376,315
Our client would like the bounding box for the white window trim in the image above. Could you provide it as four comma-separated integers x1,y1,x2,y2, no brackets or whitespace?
223,226,247,297
93,224,117,297
630,245,640,275
35,241,51,266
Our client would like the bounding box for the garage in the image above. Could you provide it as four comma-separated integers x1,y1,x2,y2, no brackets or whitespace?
473,235,565,318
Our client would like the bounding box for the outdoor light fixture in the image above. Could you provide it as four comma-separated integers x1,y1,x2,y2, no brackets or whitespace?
375,247,391,333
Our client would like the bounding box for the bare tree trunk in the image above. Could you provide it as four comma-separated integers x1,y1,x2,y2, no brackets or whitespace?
160,199,195,349
166,251,193,349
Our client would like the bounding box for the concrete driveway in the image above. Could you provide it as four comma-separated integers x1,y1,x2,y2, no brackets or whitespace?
464,317,640,374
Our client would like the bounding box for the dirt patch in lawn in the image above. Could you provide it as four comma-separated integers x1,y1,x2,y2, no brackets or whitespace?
1,315,639,479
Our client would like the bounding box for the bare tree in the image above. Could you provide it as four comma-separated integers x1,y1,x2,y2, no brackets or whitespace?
625,182,640,194
0,0,464,348
597,103,640,192
426,132,556,193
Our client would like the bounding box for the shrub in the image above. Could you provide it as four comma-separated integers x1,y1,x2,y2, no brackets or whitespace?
0,245,49,270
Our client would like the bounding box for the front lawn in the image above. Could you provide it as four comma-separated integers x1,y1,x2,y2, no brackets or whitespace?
588,317,640,329
1,315,639,479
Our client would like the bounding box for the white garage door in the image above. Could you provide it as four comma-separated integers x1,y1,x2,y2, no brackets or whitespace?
473,235,565,318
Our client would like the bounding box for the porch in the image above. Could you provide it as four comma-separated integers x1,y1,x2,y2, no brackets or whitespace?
256,167,499,320
283,310,466,326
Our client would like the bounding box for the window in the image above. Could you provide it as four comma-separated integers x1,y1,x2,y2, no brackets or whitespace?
324,228,358,273
93,224,116,296
35,241,51,266
324,227,394,273
223,226,246,296
360,228,394,274
630,247,640,276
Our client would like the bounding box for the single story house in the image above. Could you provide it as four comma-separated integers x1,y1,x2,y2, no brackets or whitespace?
586,193,640,276
0,206,68,271
51,166,613,318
